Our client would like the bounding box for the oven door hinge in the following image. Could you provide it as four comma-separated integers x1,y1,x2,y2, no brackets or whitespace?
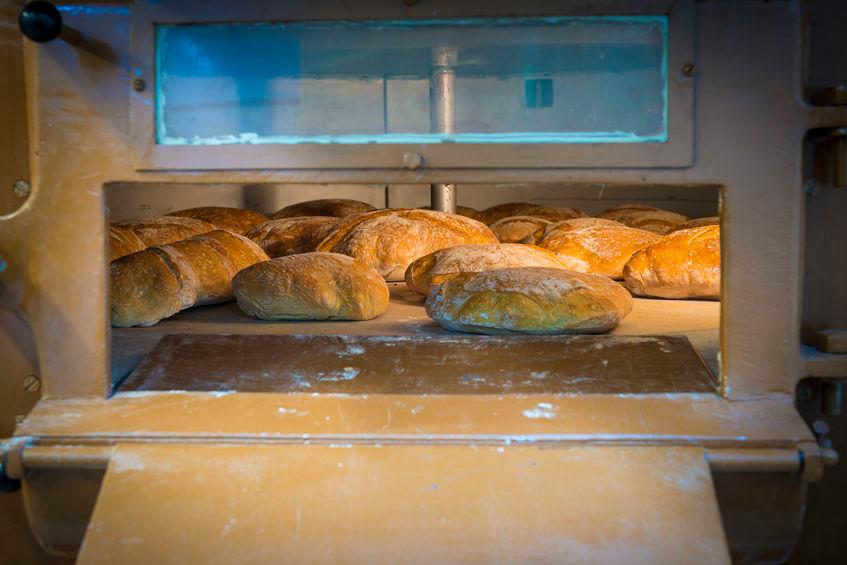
0,436,32,492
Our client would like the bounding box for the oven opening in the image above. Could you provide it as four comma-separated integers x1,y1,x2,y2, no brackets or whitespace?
106,182,721,397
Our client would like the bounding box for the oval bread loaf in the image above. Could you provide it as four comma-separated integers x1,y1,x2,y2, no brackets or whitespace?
670,216,720,232
523,217,625,244
623,225,721,299
167,207,269,235
478,202,541,225
111,230,268,327
405,243,569,295
109,226,147,261
246,217,340,258
233,253,389,321
425,267,633,335
489,216,552,243
536,225,658,278
597,205,687,234
525,207,587,222
419,205,483,222
113,216,217,247
316,209,498,281
272,199,376,219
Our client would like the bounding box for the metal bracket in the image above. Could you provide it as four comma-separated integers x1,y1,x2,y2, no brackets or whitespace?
0,437,31,492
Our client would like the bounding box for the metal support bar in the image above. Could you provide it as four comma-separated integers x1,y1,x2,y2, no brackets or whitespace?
430,46,457,214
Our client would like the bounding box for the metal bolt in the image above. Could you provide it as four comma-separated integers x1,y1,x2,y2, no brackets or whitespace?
131,77,146,92
402,152,423,170
682,63,695,77
23,374,41,393
12,179,30,198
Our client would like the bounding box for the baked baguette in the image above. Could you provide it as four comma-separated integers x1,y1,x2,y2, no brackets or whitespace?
167,206,269,235
111,230,269,327
522,217,625,244
233,253,389,321
670,216,720,232
535,225,658,279
316,209,498,281
245,217,340,258
489,216,552,243
113,216,216,247
623,225,721,299
109,226,147,261
405,243,569,295
272,199,376,219
425,267,633,335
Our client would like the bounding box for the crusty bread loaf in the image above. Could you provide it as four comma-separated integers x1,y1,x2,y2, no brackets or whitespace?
111,230,269,327
425,267,633,335
316,209,498,281
272,199,376,219
113,216,216,247
522,217,625,244
623,225,721,299
404,243,569,295
233,253,389,321
535,225,658,279
597,204,687,234
525,207,588,222
167,206,269,235
478,202,541,225
245,217,340,258
671,216,720,232
489,216,552,243
109,226,147,261
419,205,483,222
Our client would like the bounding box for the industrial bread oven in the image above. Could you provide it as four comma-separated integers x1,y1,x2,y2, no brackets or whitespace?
2,0,847,563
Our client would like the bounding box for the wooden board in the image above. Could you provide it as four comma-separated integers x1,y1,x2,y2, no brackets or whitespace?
117,333,717,395
76,444,730,565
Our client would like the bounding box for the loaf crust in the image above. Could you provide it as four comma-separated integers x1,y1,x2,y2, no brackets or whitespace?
113,216,216,247
167,207,269,235
623,225,721,299
536,225,658,279
523,217,625,244
109,226,147,261
425,267,633,335
671,216,720,232
597,205,687,234
272,199,376,219
478,202,541,225
316,209,498,281
111,230,268,327
404,243,569,295
233,252,389,321
419,205,483,221
526,207,588,222
489,216,552,243
245,217,340,258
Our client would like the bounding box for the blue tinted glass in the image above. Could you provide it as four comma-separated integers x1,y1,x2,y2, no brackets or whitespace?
156,16,667,145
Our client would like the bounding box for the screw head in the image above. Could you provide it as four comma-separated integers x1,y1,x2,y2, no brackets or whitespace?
12,179,30,198
131,77,146,92
23,374,41,393
682,63,695,77
402,152,423,170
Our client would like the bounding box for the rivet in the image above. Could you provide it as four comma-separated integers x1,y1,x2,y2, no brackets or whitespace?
12,179,30,198
131,77,146,92
23,374,41,393
402,152,423,170
682,63,695,77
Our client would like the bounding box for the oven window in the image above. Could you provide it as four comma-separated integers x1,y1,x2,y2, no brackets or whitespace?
154,16,668,146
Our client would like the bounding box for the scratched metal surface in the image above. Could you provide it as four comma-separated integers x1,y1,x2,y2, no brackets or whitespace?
117,332,717,394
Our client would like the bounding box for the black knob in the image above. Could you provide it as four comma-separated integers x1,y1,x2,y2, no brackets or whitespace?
19,1,63,43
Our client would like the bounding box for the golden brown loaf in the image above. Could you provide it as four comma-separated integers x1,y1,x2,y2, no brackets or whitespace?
404,243,570,295
166,207,269,235
523,217,625,244
525,207,588,222
535,225,658,279
623,225,721,299
478,202,541,225
113,216,216,247
109,226,147,261
111,230,268,327
316,209,498,281
419,205,483,221
245,217,340,258
671,216,720,232
232,253,389,321
597,204,687,234
489,216,552,243
425,267,633,335
272,199,376,219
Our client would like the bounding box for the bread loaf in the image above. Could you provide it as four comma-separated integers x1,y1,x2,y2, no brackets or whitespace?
316,209,498,281
525,207,587,222
523,217,625,244
536,225,658,279
404,243,569,295
425,267,633,335
245,217,340,258
167,207,269,235
111,230,269,327
478,202,541,225
113,216,216,247
272,199,376,219
233,253,389,321
489,216,551,243
109,226,146,261
597,204,687,234
671,216,720,232
419,205,483,222
623,225,721,299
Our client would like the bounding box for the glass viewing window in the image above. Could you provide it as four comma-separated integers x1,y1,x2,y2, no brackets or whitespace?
155,16,668,146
